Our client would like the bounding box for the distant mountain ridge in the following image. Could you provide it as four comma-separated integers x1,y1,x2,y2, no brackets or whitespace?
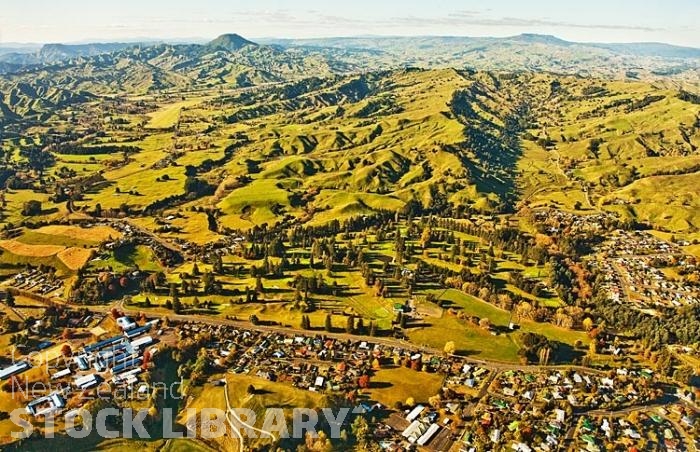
0,42,143,65
0,32,699,126
39,42,140,60
2,33,700,66
0,33,350,123
586,41,700,59
260,33,700,59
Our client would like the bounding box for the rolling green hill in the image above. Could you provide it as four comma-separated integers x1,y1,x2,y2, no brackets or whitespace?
3,66,696,234
0,27,698,233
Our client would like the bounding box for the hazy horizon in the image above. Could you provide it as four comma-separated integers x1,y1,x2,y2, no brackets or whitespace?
3,33,700,49
0,31,700,49
1,0,699,48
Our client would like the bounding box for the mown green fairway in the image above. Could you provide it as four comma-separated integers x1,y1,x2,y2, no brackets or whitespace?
407,289,588,362
408,314,521,362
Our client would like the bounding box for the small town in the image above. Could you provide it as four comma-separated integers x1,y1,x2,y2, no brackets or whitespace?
0,298,697,451
590,230,699,308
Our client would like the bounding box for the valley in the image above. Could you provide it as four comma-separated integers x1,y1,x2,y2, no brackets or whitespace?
0,31,698,452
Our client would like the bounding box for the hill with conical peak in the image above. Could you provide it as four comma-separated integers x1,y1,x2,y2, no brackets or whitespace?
3,32,699,80
207,33,257,51
0,33,354,123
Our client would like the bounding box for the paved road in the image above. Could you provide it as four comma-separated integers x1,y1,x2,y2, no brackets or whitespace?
103,298,617,374
27,294,612,375
609,260,635,303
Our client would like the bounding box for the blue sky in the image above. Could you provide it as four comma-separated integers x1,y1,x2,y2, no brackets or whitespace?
1,0,699,47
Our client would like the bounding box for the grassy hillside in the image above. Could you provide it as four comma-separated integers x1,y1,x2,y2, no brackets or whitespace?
517,75,700,231
2,69,699,236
